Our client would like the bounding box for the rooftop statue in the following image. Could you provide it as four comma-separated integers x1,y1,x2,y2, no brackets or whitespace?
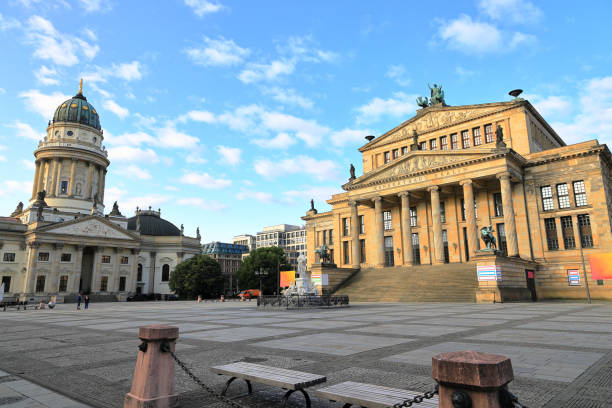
416,84,446,108
349,163,356,180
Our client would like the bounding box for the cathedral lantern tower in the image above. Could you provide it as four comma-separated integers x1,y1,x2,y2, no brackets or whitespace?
30,79,109,215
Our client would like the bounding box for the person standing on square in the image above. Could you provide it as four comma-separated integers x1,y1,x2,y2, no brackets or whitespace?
77,293,82,310
84,295,89,309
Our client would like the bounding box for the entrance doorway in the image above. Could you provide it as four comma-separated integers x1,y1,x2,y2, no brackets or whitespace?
463,227,469,261
384,236,394,267
525,270,537,301
80,247,95,294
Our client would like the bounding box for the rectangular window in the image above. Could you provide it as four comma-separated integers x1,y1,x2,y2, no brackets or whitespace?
544,218,559,250
343,241,350,265
2,253,15,262
359,215,365,234
59,276,68,292
560,216,576,249
410,206,417,227
484,124,494,143
497,223,507,255
383,210,392,230
329,229,333,244
60,180,68,194
100,276,108,291
119,276,127,292
450,133,459,149
440,201,446,224
35,276,45,293
401,146,408,155
60,253,71,262
541,186,554,211
440,136,448,150
442,230,449,263
2,276,11,292
38,252,49,262
384,236,394,267
573,180,587,206
322,230,327,244
429,139,437,150
419,141,427,150
557,183,570,209
473,127,482,146
101,255,111,264
120,256,129,265
342,218,349,236
412,233,420,265
577,214,593,247
360,239,366,263
461,199,466,221
392,149,399,159
494,193,503,217
384,151,391,163
461,130,470,148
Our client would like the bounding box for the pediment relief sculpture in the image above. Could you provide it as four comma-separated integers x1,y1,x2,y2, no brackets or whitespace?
45,218,136,240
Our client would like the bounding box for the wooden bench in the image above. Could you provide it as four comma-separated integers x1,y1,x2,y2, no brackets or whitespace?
315,381,439,408
210,362,326,407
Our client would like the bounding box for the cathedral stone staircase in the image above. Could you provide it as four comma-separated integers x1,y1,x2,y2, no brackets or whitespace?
334,262,478,302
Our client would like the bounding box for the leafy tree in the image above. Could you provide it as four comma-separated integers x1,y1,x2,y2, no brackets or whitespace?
236,247,290,295
169,255,224,299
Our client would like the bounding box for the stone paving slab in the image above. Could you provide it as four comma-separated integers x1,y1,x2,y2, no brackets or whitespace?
467,328,612,349
0,371,90,408
411,317,508,326
517,321,612,333
346,323,470,337
180,327,299,342
268,319,367,329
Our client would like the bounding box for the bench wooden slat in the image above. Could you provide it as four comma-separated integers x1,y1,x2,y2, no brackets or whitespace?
315,381,438,408
210,362,326,390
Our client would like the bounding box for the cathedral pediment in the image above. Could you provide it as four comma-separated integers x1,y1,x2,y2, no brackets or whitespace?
37,216,138,241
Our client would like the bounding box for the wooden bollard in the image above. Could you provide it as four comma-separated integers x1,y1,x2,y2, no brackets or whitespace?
432,350,514,408
124,325,179,408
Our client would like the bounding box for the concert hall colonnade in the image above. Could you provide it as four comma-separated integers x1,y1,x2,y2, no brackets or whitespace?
303,96,612,300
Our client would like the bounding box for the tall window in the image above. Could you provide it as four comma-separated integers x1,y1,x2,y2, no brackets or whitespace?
384,151,391,163
409,206,417,227
573,180,587,206
59,276,68,292
440,201,446,223
322,230,328,244
60,180,68,194
494,193,503,217
1,276,11,293
392,149,399,159
440,136,448,150
541,186,554,211
329,229,333,244
544,218,559,250
412,233,420,265
556,183,570,209
383,211,392,230
35,276,45,292
429,139,437,150
119,276,127,292
442,230,449,263
100,276,108,291
461,130,470,148
461,199,466,221
473,127,482,146
384,236,394,267
61,253,71,262
342,218,349,236
560,216,575,249
450,133,459,149
161,264,170,281
343,241,350,264
101,255,111,264
360,239,366,263
3,253,15,262
359,215,365,234
137,264,143,281
419,141,427,150
120,256,129,265
577,214,593,247
484,124,494,143
497,223,507,255
401,146,408,155
38,252,49,262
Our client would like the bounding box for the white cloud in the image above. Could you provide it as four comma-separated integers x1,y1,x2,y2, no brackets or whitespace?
525,94,572,117
103,131,156,146
329,128,374,147
0,13,21,31
35,65,59,85
184,0,224,17
180,171,232,189
176,197,227,211
355,91,417,124
156,123,199,149
509,32,536,48
103,99,129,119
238,59,296,84
0,146,6,162
386,64,411,87
478,0,542,24
0,180,33,197
217,104,263,131
25,15,98,66
185,153,207,164
216,145,242,165
260,111,329,147
0,88,5,94
180,110,216,123
455,66,478,79
107,146,159,163
21,159,35,169
253,132,296,149
10,121,45,140
236,189,277,204
281,36,339,63
82,28,97,41
115,164,152,180
78,0,110,13
186,36,250,67
264,87,313,109
105,190,171,214
82,61,144,83
283,186,340,203
254,155,338,181
19,89,70,118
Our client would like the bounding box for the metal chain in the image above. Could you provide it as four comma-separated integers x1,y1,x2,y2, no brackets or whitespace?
499,388,529,408
169,350,248,408
392,384,438,407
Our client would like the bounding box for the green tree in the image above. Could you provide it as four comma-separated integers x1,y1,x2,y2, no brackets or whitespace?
236,247,290,295
169,255,224,299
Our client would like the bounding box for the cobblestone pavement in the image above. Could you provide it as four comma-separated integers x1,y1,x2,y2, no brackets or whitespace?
0,301,611,408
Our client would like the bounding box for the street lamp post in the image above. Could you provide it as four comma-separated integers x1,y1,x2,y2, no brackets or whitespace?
255,268,268,298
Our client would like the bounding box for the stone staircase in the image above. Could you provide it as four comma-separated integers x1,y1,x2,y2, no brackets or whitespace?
334,262,478,302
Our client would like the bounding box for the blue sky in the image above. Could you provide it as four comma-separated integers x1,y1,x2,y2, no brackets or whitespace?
1,0,611,242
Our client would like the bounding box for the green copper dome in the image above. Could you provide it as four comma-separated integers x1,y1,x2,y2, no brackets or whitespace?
52,91,101,131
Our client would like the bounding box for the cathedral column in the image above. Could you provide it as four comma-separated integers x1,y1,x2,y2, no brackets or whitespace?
348,201,361,268
91,247,102,292
429,186,445,263
112,248,120,292
399,192,414,265
97,167,105,202
86,162,94,199
48,159,58,197
148,252,157,295
68,158,77,196
50,243,63,292
72,245,84,293
23,242,39,294
54,159,63,196
497,172,519,257
31,161,41,199
460,179,479,259
37,160,47,194
372,197,385,267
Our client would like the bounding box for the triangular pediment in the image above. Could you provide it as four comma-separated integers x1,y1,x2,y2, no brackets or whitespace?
360,102,513,152
345,149,504,190
38,216,138,241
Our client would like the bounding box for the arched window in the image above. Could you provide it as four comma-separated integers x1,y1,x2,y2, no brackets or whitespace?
137,264,143,281
161,264,170,282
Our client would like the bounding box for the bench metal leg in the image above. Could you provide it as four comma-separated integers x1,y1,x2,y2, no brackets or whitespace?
342,404,352,408
221,377,252,396
282,389,311,408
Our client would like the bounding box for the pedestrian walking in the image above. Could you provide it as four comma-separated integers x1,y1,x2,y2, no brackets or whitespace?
84,295,89,309
76,293,81,310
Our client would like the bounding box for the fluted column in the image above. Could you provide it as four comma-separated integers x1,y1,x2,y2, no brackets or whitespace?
31,161,41,199
86,162,94,199
399,192,413,265
497,172,519,257
54,159,63,195
429,186,444,263
37,160,47,194
48,159,58,197
348,200,361,268
372,197,385,267
68,158,77,196
460,179,479,258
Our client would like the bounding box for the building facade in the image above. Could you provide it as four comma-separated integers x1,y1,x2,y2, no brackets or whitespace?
231,234,256,259
0,83,201,302
202,241,249,294
256,224,306,268
303,93,612,300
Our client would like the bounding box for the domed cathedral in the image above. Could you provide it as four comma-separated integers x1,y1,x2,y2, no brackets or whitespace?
0,81,201,303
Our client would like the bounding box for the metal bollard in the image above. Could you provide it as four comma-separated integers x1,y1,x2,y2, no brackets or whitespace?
432,350,514,408
124,325,179,408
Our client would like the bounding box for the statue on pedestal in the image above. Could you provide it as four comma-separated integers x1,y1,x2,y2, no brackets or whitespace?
315,244,331,264
480,226,497,251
